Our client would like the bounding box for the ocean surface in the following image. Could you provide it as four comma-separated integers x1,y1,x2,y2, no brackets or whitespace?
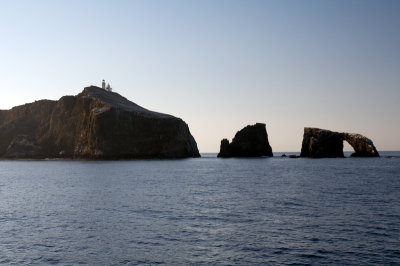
0,152,399,265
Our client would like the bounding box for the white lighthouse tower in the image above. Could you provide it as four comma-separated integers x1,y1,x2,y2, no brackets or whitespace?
101,79,112,92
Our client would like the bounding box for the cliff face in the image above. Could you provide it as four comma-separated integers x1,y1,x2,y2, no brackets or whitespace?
217,123,273,158
300,127,379,158
0,86,200,159
300,128,344,158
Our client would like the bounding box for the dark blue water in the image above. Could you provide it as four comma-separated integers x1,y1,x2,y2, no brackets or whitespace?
0,152,399,265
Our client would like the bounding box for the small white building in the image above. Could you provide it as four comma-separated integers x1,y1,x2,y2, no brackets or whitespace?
102,79,112,92
106,83,112,92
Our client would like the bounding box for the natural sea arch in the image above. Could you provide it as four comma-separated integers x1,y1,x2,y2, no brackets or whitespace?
300,128,379,158
342,133,379,157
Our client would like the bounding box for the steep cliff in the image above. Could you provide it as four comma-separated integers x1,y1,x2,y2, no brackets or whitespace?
0,86,200,159
300,127,379,158
300,128,344,158
217,123,273,158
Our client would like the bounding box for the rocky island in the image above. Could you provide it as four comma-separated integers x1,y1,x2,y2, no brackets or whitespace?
0,86,200,159
218,123,273,158
300,127,379,158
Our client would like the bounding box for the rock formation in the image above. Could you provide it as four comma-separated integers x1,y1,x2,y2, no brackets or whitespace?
0,86,200,159
217,123,273,158
300,128,344,158
300,127,379,158
342,133,380,157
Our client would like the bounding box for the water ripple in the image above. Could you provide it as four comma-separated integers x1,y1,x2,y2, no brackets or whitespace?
0,155,399,264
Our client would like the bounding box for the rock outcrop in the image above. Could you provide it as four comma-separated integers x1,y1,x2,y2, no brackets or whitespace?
217,123,273,158
300,127,379,158
342,133,380,157
0,86,200,159
300,128,344,158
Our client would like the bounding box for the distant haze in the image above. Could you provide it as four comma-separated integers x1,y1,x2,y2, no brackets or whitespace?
0,0,399,152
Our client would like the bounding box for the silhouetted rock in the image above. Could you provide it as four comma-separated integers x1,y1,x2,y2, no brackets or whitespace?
218,139,231,158
0,86,200,159
343,133,379,157
217,123,273,158
300,128,344,158
300,127,379,158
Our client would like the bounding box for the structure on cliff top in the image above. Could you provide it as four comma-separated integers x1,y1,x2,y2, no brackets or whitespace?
102,79,112,92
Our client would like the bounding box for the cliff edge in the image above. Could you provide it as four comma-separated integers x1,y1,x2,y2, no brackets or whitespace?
0,86,200,159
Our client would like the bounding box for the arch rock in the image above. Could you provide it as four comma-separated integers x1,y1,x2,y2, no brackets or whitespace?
342,133,379,157
300,127,379,158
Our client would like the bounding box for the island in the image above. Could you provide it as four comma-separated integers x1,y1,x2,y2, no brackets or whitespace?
300,127,379,158
0,86,200,159
217,123,273,158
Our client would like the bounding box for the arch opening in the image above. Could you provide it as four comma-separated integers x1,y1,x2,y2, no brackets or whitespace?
343,140,355,157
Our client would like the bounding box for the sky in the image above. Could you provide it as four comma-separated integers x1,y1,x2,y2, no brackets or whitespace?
0,0,399,152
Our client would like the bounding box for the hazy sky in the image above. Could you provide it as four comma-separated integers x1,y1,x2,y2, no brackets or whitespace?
0,0,399,152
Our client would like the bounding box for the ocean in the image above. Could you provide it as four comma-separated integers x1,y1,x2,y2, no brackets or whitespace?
0,152,399,265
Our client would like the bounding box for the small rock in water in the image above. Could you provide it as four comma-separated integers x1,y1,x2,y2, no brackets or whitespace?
217,123,273,158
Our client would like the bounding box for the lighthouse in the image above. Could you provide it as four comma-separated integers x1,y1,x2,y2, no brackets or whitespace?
101,80,113,92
